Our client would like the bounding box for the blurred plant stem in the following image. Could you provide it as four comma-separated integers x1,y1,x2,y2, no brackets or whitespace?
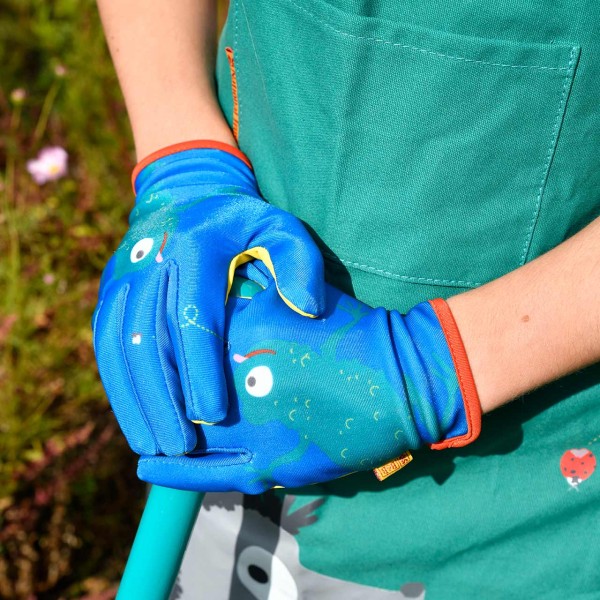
2,100,22,405
32,79,61,145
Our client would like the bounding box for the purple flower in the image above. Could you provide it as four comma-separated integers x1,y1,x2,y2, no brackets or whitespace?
27,146,68,184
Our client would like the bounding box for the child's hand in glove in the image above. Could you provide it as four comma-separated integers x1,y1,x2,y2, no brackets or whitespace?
138,274,482,493
92,142,325,457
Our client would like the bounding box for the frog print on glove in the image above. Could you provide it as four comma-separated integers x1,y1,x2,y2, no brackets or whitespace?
115,207,175,277
93,145,328,455
111,187,238,280
228,299,455,485
232,350,405,477
231,303,408,481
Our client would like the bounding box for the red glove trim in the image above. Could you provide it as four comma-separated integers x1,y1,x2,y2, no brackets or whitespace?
428,298,482,450
131,140,252,193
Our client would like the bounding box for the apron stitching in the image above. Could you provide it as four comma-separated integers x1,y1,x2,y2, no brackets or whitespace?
285,0,571,71
233,0,241,132
323,252,482,288
232,2,578,287
519,45,579,265
225,48,240,142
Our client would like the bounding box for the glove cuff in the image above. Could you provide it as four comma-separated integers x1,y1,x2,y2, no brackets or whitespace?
428,298,482,450
131,140,252,192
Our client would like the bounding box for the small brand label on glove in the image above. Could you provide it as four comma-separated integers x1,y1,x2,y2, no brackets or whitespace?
373,452,413,482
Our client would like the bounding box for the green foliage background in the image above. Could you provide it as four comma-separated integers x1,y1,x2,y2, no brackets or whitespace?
1,1,150,597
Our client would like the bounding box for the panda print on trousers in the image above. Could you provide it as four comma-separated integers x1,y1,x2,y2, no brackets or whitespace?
172,491,426,599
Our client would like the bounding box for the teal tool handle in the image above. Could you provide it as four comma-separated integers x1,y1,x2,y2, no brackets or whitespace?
117,486,204,599
117,277,263,598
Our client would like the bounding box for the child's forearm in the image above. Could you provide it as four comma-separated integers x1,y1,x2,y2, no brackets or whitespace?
97,0,235,159
448,216,600,413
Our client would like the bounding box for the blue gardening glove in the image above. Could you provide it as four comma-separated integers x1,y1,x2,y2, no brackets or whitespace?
138,275,482,493
91,141,325,457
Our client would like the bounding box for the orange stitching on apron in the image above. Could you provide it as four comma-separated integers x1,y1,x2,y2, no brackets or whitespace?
225,47,240,143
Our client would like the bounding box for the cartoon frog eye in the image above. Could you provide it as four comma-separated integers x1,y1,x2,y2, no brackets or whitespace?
130,238,154,263
236,545,298,600
245,366,273,398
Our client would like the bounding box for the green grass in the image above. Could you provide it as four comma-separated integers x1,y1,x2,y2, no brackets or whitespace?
0,1,148,596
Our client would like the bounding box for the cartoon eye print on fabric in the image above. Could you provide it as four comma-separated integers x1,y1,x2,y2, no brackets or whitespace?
234,350,276,401
129,232,168,265
113,211,178,280
245,366,274,398
236,545,298,600
129,237,154,263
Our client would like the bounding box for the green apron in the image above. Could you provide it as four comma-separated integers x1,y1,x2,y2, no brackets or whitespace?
210,1,600,596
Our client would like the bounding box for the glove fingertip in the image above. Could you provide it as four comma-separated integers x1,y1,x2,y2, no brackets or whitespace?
275,282,326,319
184,388,229,425
275,258,327,318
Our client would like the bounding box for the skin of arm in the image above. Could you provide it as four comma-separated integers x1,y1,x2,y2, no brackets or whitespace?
448,215,600,414
96,0,235,159
96,1,599,421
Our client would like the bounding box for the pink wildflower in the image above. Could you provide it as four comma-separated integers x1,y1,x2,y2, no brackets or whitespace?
54,64,67,77
10,88,26,104
26,146,68,184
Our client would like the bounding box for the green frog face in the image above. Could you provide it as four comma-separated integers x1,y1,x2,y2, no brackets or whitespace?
113,209,177,279
232,339,406,471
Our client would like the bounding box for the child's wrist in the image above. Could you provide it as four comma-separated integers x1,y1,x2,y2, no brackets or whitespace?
134,123,237,162
131,96,237,161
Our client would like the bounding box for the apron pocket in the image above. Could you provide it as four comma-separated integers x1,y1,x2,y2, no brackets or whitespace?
218,0,580,294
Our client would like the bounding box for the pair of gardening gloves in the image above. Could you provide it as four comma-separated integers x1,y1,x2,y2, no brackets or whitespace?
92,141,482,494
